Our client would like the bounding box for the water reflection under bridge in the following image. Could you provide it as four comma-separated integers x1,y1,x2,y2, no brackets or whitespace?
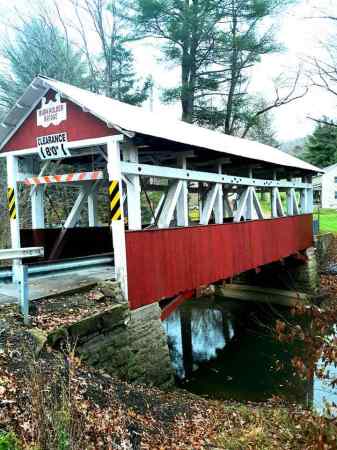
163,296,336,412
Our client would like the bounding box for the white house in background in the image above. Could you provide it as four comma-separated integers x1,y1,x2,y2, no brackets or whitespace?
314,163,337,208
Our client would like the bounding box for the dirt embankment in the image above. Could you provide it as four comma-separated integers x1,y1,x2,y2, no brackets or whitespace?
0,287,336,449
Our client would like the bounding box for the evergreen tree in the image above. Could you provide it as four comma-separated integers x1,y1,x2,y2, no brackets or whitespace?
0,17,88,110
303,119,337,168
127,0,294,129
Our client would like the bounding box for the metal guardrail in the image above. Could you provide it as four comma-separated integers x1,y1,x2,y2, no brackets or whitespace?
0,247,44,324
0,250,114,324
0,254,114,281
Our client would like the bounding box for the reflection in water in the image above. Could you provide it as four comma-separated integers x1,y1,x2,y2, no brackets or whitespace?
164,306,233,379
163,297,333,411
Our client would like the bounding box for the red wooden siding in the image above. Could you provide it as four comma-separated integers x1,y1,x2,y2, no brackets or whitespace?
4,90,115,152
126,215,313,310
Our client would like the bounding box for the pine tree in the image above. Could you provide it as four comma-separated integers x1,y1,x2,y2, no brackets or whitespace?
127,0,293,130
303,120,337,168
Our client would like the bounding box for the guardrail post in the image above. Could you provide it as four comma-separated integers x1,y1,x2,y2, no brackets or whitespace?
18,263,29,325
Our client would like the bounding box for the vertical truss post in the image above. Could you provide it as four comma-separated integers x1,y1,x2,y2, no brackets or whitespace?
271,187,285,218
176,156,189,227
287,188,294,216
30,160,50,229
214,164,224,224
223,191,233,218
306,176,313,213
246,187,254,220
287,188,299,216
107,136,128,299
31,185,45,229
123,144,142,230
88,187,98,227
198,188,202,221
6,154,21,282
246,169,254,220
300,188,308,214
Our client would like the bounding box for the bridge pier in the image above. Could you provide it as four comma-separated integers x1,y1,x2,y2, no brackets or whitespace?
289,247,320,295
227,246,320,302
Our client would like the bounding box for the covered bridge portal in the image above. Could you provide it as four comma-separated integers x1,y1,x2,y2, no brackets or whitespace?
0,77,320,310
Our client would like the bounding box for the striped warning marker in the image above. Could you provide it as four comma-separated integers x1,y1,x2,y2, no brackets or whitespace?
7,187,16,220
109,180,122,221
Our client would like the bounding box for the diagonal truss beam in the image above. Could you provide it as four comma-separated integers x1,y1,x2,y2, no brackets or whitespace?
49,181,100,260
234,187,264,222
158,180,183,228
200,184,221,225
272,187,285,218
287,188,300,216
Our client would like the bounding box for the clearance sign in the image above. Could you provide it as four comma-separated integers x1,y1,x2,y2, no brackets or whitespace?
37,132,71,160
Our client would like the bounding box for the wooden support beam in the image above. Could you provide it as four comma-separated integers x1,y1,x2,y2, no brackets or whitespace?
251,188,264,219
287,188,299,216
216,284,309,307
107,135,128,298
123,145,142,230
223,192,233,218
31,185,45,229
200,184,219,225
214,164,224,224
234,187,250,222
158,180,183,228
150,193,165,225
176,156,189,226
271,187,285,218
160,290,195,321
88,187,98,227
121,162,311,189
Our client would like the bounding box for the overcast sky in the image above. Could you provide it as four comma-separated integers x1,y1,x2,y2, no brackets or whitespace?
0,0,336,143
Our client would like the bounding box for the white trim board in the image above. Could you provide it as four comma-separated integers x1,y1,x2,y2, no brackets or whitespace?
121,162,311,189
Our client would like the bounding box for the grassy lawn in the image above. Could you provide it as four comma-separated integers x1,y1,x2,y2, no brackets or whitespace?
315,208,337,234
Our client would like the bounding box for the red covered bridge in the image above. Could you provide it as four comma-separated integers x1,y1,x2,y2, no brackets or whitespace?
0,76,321,310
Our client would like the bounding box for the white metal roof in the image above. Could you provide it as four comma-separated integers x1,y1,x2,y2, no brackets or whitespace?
0,76,322,173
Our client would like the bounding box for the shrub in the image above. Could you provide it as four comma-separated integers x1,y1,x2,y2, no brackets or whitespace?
0,432,21,450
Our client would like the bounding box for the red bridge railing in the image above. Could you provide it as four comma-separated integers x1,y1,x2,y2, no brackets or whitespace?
126,214,313,310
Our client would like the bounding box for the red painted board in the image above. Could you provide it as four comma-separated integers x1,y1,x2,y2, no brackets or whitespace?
126,215,313,310
4,90,116,152
160,290,195,321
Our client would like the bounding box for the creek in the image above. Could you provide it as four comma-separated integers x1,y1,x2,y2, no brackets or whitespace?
163,296,337,413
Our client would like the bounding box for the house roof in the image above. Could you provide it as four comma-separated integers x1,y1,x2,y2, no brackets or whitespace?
0,76,322,173
322,163,337,172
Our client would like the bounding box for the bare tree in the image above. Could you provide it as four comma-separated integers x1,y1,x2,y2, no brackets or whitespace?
241,71,309,138
63,0,151,103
